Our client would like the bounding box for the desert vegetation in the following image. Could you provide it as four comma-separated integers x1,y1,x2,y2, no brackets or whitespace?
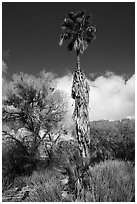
2,71,135,202
2,10,135,202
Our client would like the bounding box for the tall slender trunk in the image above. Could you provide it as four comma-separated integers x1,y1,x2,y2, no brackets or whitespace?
71,49,90,201
77,50,80,70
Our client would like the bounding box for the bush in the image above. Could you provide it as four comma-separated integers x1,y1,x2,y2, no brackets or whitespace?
2,160,135,202
2,136,37,192
52,139,78,167
86,160,135,202
3,169,65,202
89,119,135,163
3,140,36,175
26,169,64,202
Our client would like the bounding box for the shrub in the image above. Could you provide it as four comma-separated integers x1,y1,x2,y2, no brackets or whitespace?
3,169,65,202
53,139,77,167
3,160,135,202
89,119,135,163
2,136,38,194
2,137,36,179
26,169,64,202
86,160,135,202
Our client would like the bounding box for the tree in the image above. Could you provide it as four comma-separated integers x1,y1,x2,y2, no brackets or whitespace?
2,72,66,160
59,10,96,201
59,10,96,158
59,10,96,70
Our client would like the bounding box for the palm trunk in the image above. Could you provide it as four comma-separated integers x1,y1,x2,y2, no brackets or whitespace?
71,67,90,201
72,65,90,159
76,50,80,70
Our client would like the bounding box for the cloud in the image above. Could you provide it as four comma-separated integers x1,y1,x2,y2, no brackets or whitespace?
2,63,135,121
55,73,75,127
55,72,135,121
90,73,135,120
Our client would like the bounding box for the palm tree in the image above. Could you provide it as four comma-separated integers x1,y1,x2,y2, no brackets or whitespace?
59,10,96,158
59,10,96,70
59,11,96,201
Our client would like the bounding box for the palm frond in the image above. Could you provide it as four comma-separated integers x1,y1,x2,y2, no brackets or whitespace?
59,10,96,53
84,14,92,28
80,40,88,53
68,11,75,20
67,38,76,51
61,18,74,31
84,25,96,42
74,10,85,19
59,33,72,46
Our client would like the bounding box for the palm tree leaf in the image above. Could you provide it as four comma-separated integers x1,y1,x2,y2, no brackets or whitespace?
68,11,75,20
59,32,72,46
75,10,85,19
84,14,92,28
79,40,88,54
59,34,64,46
59,10,96,53
64,32,72,40
67,38,76,51
85,26,96,39
61,18,74,31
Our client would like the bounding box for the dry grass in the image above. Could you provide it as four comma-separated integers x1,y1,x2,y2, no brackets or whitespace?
25,169,64,202
86,160,135,202
2,160,135,202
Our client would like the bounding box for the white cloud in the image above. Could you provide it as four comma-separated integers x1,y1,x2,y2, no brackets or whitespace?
55,73,75,128
55,72,135,121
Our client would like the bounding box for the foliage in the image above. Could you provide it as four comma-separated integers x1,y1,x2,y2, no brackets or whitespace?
2,72,67,182
2,132,37,192
2,158,135,202
59,10,96,54
89,119,135,163
60,152,91,201
3,72,65,141
23,170,63,202
2,169,64,202
52,119,135,201
54,118,135,168
55,119,135,167
52,159,134,202
86,160,135,202
114,119,135,161
59,159,135,202
54,139,78,167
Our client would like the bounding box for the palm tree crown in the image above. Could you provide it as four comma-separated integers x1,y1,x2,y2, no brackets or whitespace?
59,10,96,55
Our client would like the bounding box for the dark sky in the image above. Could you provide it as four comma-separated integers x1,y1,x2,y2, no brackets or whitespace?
2,2,135,78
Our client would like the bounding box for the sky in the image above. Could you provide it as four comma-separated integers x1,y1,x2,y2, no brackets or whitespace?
2,2,135,121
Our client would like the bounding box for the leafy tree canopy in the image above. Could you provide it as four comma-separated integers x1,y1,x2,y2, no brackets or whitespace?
2,71,67,155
